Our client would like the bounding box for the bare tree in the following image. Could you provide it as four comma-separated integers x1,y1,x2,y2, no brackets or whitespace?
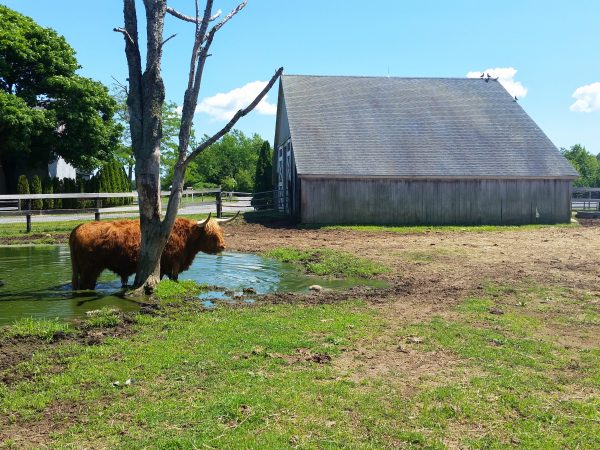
114,0,282,293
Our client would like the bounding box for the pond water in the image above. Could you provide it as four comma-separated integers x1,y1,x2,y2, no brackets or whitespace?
0,245,384,325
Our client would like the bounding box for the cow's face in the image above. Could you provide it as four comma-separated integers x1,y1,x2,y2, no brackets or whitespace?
197,220,226,254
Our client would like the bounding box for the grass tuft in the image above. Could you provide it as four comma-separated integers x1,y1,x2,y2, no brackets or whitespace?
265,247,389,279
82,307,123,329
153,279,209,303
3,317,73,341
315,222,577,234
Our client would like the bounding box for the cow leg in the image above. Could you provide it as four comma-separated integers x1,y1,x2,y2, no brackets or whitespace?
79,267,103,291
120,275,128,287
70,246,80,290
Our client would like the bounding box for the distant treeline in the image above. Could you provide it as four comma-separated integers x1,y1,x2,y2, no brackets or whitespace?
16,160,132,210
562,144,600,187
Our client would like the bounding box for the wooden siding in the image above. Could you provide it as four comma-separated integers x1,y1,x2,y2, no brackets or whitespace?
300,178,572,225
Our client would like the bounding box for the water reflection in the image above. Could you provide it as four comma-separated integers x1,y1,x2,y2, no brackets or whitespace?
0,245,385,325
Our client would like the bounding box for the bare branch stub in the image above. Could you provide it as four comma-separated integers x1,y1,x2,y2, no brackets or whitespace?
184,67,284,165
113,27,134,45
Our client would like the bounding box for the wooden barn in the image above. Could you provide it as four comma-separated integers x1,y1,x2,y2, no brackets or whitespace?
273,75,578,225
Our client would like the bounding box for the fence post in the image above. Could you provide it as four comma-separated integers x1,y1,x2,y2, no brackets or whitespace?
95,198,102,221
216,190,222,218
25,199,31,233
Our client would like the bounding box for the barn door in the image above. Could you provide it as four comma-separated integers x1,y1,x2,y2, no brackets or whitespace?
277,138,293,213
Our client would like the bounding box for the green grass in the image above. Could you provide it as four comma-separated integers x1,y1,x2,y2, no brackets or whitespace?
0,298,382,447
153,279,209,304
316,222,577,234
265,247,389,278
2,317,74,341
1,281,598,447
82,308,124,329
386,282,600,448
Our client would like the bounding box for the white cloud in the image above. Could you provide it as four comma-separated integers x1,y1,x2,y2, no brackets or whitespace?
196,80,277,121
570,82,600,112
466,67,528,98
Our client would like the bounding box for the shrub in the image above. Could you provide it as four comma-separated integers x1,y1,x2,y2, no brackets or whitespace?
52,177,63,208
221,176,237,192
42,177,54,209
30,175,42,210
17,175,29,195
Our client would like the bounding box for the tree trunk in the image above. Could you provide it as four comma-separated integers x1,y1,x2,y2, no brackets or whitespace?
117,0,281,294
122,0,169,293
133,154,165,292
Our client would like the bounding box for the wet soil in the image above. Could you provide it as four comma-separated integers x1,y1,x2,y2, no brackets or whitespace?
3,221,600,369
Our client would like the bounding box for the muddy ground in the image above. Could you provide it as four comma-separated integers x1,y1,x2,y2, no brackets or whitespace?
2,220,600,357
3,220,600,343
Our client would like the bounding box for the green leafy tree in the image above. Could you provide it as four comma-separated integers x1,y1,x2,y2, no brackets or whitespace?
30,175,42,209
0,6,122,192
221,176,237,192
42,177,54,209
188,130,264,191
254,140,273,192
561,144,600,187
252,140,274,209
159,101,200,189
111,87,135,184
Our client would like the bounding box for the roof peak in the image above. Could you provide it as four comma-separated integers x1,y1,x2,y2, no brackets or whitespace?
283,74,479,81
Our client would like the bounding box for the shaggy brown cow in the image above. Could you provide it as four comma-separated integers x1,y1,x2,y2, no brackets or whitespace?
69,213,237,290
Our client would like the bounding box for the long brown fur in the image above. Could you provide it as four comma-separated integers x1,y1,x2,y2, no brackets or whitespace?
69,218,225,290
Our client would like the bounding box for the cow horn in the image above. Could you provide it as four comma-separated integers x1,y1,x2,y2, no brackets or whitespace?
215,211,240,224
197,212,212,228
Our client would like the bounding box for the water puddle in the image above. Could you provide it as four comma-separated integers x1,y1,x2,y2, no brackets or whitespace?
0,245,385,325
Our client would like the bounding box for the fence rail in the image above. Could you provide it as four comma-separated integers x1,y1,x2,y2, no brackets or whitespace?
572,187,600,211
0,188,283,232
0,189,223,232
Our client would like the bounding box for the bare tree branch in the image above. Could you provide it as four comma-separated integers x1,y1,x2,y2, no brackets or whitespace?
121,0,143,156
165,6,197,23
204,1,247,42
183,67,283,165
161,33,177,47
166,5,221,24
113,27,134,45
111,76,129,95
209,9,223,21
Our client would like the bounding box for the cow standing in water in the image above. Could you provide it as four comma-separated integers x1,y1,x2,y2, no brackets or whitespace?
69,213,237,290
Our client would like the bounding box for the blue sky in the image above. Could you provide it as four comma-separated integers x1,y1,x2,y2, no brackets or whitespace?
3,0,599,153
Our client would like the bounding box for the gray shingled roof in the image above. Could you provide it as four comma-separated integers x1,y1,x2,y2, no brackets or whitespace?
281,75,578,178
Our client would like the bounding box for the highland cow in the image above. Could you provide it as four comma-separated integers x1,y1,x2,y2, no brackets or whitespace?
69,213,237,290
